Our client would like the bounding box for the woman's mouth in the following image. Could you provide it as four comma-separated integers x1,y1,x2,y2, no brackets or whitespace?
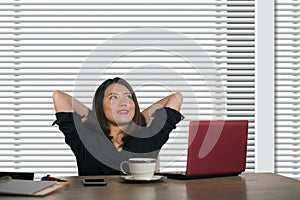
117,110,129,114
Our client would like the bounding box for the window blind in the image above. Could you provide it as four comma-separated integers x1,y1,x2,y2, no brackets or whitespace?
0,0,255,179
275,0,300,180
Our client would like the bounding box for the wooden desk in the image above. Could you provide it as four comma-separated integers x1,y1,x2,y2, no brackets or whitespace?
1,173,300,200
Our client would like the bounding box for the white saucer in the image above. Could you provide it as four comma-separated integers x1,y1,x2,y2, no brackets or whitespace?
121,175,166,183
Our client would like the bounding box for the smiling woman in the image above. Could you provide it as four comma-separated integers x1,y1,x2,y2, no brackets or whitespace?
51,77,183,175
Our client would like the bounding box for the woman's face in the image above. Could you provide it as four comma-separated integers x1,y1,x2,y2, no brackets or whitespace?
103,83,135,127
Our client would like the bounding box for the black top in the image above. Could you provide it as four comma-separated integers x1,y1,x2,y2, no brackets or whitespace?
52,107,182,176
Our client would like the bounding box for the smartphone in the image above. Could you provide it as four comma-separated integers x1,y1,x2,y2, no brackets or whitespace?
82,178,107,186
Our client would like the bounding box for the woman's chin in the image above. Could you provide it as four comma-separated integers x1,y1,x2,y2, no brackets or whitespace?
115,119,132,126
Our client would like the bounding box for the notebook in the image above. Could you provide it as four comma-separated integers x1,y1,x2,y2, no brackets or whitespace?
158,120,248,179
0,177,67,196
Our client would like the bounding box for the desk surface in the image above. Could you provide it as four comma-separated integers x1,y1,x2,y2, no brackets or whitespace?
1,173,300,200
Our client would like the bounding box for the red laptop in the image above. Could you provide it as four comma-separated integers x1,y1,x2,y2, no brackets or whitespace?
159,120,248,179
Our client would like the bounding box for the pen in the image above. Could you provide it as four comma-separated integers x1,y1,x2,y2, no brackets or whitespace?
0,176,12,183
41,174,69,182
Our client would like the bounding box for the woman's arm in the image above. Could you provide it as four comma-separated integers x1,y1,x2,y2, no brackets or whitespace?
52,90,90,121
141,92,183,125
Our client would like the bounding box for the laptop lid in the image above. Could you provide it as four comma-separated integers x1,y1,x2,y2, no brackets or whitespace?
186,120,248,176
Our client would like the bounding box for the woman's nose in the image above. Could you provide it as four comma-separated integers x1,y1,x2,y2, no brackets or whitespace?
119,97,129,106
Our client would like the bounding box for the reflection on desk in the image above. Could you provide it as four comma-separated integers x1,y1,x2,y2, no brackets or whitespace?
0,173,300,200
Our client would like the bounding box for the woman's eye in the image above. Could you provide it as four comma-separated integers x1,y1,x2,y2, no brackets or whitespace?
125,95,132,99
110,95,117,99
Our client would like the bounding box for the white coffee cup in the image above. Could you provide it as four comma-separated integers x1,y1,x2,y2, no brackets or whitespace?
120,158,156,180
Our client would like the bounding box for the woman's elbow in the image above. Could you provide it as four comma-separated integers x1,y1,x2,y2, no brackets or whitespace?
172,92,183,107
174,92,183,104
166,92,183,111
52,90,72,112
52,90,63,103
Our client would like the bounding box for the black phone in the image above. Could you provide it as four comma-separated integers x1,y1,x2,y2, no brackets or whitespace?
82,178,107,186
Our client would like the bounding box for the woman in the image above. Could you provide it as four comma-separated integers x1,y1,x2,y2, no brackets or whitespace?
52,77,183,175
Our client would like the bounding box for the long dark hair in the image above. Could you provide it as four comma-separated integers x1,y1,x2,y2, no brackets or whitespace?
92,77,145,141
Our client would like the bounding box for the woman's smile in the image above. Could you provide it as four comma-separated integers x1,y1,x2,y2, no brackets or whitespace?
117,109,130,114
